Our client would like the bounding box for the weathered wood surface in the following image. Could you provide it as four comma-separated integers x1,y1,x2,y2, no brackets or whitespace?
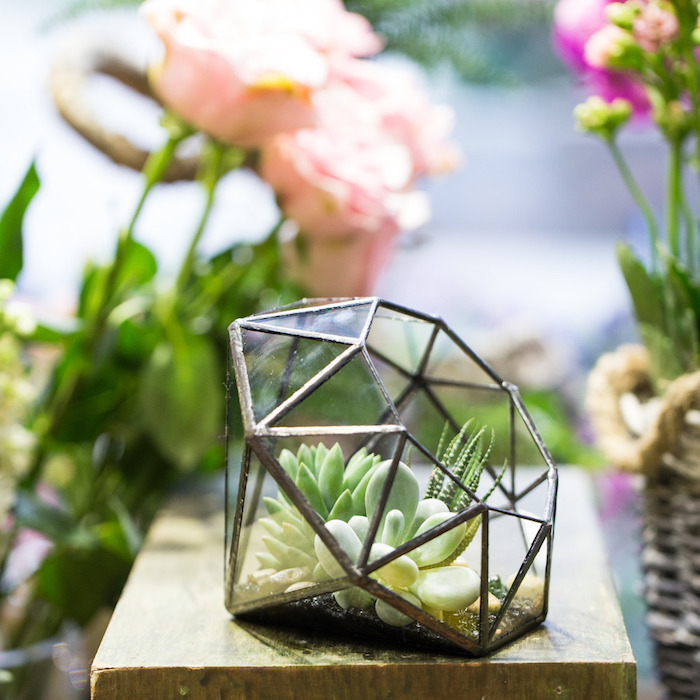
90,468,636,699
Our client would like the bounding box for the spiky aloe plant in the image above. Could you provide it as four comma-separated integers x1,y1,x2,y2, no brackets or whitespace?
423,418,507,565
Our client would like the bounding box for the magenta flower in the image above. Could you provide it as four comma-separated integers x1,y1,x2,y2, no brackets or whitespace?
552,0,650,118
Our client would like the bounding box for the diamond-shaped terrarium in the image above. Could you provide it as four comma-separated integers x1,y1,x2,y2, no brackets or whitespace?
225,298,557,656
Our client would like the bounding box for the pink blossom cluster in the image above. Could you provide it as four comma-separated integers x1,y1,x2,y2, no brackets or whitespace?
140,0,457,296
552,0,682,120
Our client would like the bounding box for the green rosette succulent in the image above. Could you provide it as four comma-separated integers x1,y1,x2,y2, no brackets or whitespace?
256,443,382,572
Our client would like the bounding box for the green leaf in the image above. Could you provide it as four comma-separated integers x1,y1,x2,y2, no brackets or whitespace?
78,240,157,320
138,333,222,470
616,241,664,328
295,463,328,519
662,259,700,373
117,239,157,289
639,322,686,385
365,460,419,536
318,443,345,510
0,162,40,281
27,322,73,344
278,449,299,480
342,448,379,492
407,513,466,567
297,444,315,475
350,462,380,516
13,491,74,543
36,542,131,625
327,489,354,522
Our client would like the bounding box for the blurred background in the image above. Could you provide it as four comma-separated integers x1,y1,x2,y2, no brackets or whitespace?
1,0,667,696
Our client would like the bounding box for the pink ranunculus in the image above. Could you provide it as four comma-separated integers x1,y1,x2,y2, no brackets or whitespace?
260,64,454,296
552,0,650,118
140,0,382,147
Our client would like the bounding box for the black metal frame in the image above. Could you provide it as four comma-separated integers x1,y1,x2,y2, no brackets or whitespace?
224,297,558,656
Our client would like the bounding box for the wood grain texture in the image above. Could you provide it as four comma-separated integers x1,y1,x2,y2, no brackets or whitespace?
91,468,636,699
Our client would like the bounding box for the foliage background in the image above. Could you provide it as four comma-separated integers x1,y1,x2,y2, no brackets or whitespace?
0,1,668,697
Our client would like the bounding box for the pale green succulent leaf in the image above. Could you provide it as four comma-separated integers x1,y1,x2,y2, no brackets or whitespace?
404,498,450,541
278,449,299,480
263,497,285,516
409,565,480,612
259,517,284,539
314,443,329,472
314,519,363,578
374,589,421,627
334,587,374,609
255,551,283,570
406,513,466,568
327,489,354,522
348,515,370,543
297,444,315,475
318,443,345,510
380,509,405,547
365,461,419,533
296,463,328,518
350,461,380,516
262,536,316,569
370,543,419,588
343,449,378,492
281,521,315,554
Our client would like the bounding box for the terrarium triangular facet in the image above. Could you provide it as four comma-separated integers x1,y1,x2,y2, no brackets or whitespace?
271,351,401,429
423,328,503,386
247,300,374,342
240,328,351,424
366,305,437,376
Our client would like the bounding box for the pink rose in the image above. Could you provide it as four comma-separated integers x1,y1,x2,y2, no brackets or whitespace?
553,0,650,118
259,63,456,296
334,59,459,180
141,0,382,147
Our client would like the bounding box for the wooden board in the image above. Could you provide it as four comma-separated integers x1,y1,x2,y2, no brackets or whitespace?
90,468,636,699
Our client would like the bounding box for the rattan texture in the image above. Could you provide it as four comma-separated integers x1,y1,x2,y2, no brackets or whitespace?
642,467,700,699
587,345,700,698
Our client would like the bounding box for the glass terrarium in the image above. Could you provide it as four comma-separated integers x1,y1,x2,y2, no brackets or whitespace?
224,298,558,656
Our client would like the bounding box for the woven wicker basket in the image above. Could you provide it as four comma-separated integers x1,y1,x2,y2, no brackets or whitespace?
587,345,700,699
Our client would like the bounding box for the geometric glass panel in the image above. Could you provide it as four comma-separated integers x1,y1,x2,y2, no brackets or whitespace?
225,298,558,656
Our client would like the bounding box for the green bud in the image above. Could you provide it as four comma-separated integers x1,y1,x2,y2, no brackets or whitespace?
650,91,690,139
160,110,194,140
574,96,632,139
605,1,640,30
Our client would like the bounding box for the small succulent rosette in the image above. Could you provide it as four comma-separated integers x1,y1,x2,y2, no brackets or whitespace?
225,298,557,656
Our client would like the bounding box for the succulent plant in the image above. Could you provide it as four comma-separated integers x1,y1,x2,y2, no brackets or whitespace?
256,443,382,572
255,421,506,627
314,420,506,626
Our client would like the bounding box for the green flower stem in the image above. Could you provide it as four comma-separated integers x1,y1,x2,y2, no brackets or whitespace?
606,137,660,270
181,217,285,317
175,141,230,296
104,133,186,322
20,135,184,492
667,136,682,260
